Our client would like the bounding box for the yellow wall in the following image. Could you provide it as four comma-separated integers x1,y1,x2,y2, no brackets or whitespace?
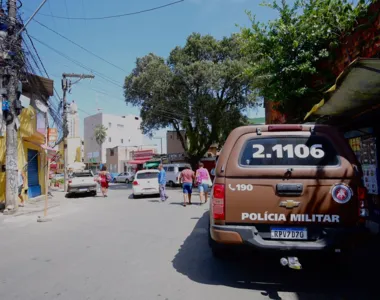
75,146,81,162
0,106,47,202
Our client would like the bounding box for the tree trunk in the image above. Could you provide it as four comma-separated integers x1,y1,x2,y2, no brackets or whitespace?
187,156,202,172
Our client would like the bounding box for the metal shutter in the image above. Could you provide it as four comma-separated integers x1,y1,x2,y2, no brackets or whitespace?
27,149,41,198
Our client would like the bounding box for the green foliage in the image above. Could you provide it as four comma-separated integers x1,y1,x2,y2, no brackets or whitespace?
124,33,258,164
94,125,107,147
240,0,373,119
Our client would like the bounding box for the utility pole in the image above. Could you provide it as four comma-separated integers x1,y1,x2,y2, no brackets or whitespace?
61,73,94,192
4,0,20,213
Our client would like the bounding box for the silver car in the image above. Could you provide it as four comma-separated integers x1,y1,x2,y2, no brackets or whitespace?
114,172,134,184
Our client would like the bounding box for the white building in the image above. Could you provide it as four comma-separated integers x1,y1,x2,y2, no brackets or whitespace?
84,113,144,164
67,100,80,138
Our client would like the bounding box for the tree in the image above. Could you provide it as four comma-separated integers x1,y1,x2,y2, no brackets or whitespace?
239,0,373,121
94,125,107,164
124,33,258,167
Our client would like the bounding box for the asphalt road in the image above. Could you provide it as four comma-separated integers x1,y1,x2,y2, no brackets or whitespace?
0,184,378,300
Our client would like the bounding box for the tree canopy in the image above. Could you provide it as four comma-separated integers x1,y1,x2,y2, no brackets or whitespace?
239,0,373,120
124,33,258,165
94,125,107,147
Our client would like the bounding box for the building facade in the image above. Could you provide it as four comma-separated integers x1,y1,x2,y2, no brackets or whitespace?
0,74,54,201
67,100,80,138
84,113,144,165
106,146,157,173
166,130,218,162
166,130,186,155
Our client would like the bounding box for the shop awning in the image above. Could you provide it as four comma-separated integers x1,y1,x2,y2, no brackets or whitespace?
127,159,151,165
145,161,160,168
304,58,380,120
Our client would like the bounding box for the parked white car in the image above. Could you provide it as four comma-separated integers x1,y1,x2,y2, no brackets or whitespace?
132,170,159,198
114,172,134,184
67,170,97,197
163,163,191,187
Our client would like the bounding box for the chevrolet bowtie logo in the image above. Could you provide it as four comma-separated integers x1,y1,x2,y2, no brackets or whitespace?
279,200,300,209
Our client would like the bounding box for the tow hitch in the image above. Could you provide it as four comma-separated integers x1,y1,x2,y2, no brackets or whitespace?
280,257,302,270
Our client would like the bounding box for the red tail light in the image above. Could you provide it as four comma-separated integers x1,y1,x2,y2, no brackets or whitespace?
268,125,302,131
358,186,369,220
68,180,72,184
133,181,139,186
212,184,225,220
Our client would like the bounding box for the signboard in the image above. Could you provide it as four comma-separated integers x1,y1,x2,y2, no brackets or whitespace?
168,153,186,161
48,128,58,143
132,150,154,160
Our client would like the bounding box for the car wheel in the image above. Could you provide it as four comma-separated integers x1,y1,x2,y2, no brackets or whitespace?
133,194,140,199
168,181,174,187
125,179,130,184
91,191,97,197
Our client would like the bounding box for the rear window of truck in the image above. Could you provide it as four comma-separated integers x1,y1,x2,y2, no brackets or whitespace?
239,136,339,166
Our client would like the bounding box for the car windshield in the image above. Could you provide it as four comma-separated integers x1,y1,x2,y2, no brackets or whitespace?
136,172,158,179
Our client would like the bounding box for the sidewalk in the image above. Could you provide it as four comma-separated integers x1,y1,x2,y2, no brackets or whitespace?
2,190,65,217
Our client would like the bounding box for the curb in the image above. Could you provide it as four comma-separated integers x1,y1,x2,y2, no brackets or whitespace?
12,203,60,217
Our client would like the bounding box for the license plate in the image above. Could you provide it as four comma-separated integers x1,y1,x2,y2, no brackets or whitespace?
270,228,307,240
79,188,88,192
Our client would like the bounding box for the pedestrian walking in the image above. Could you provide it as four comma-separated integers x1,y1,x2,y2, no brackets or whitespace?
18,168,25,207
195,162,211,204
179,166,195,207
98,166,111,197
157,164,168,202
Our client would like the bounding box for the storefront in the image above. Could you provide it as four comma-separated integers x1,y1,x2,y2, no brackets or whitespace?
127,149,156,172
305,58,380,231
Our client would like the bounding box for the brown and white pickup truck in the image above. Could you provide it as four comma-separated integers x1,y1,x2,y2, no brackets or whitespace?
67,170,97,196
209,124,369,262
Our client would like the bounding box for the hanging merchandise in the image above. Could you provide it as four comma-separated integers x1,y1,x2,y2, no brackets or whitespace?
2,98,9,111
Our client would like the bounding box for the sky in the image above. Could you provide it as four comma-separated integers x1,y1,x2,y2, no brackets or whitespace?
20,0,281,151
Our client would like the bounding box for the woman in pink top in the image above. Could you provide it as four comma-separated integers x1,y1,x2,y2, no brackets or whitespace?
196,162,211,204
179,166,195,207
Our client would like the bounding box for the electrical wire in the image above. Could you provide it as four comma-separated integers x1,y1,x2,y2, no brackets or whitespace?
23,31,64,119
21,35,65,138
33,19,128,73
31,0,185,20
29,35,124,88
22,32,100,119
